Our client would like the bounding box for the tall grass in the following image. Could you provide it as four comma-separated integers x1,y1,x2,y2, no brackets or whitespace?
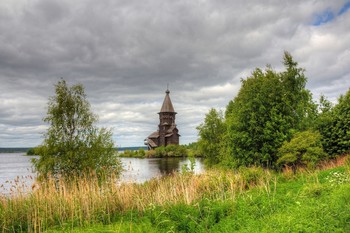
0,155,348,232
0,167,273,232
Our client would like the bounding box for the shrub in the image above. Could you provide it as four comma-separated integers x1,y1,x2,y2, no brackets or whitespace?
119,149,146,158
148,145,188,158
26,148,36,155
277,130,327,171
145,149,156,158
317,88,350,156
197,108,226,166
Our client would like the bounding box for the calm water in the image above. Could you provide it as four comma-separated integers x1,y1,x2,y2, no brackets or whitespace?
0,153,204,194
120,157,204,183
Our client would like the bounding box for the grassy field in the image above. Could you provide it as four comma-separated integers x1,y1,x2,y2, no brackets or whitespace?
1,156,349,232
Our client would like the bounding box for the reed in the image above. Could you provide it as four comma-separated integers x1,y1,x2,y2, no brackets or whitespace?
1,156,348,232
0,167,274,232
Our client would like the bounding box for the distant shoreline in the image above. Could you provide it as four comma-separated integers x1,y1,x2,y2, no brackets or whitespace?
0,148,31,153
0,146,148,153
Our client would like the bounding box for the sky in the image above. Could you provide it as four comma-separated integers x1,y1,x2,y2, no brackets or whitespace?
0,0,350,147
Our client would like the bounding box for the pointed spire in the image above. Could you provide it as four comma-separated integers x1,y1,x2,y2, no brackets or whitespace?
160,88,175,113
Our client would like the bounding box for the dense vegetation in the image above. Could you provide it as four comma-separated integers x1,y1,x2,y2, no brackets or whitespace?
0,157,349,232
32,80,122,180
198,52,350,169
197,109,226,165
317,90,350,156
119,144,200,158
277,130,326,172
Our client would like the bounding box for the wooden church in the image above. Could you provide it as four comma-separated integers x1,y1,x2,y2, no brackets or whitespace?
144,89,180,150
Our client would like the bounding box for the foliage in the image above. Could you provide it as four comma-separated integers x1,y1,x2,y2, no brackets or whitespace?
119,148,146,158
225,52,317,168
26,147,36,155
184,142,198,150
183,142,202,157
32,80,121,180
277,130,327,171
144,145,188,158
317,88,350,156
196,108,226,166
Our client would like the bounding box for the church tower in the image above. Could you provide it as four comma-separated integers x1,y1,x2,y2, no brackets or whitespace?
145,89,180,149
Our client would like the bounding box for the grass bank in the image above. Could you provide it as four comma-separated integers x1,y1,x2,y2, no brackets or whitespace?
1,157,349,232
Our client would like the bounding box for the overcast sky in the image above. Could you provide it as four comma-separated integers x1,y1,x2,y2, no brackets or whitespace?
0,0,350,147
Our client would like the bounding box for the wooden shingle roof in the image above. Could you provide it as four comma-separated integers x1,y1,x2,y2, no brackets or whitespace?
159,89,175,113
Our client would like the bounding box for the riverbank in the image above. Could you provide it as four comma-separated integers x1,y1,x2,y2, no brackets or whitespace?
0,156,349,232
118,145,201,158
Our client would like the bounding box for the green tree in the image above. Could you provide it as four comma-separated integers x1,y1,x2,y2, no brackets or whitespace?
317,88,350,156
277,130,327,172
33,80,121,179
225,52,317,168
318,94,333,114
197,108,226,166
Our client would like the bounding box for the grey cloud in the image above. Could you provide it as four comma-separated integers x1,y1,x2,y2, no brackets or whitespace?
0,0,349,146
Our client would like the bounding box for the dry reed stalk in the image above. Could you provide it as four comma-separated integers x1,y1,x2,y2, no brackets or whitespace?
318,154,349,170
0,168,277,232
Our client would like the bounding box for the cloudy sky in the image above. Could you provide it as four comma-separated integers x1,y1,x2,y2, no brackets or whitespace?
0,0,350,147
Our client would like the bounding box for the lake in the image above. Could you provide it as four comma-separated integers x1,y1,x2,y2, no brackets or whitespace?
0,153,205,194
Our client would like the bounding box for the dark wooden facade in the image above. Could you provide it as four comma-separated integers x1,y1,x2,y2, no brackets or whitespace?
144,89,180,149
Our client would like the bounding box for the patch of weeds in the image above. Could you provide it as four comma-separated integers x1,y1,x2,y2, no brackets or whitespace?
301,183,330,198
143,200,234,233
317,167,347,183
238,166,266,189
325,171,350,186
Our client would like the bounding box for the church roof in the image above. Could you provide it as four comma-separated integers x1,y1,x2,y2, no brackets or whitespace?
159,89,176,113
148,131,159,138
147,138,158,148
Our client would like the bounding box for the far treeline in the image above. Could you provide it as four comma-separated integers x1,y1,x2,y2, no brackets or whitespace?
197,51,350,170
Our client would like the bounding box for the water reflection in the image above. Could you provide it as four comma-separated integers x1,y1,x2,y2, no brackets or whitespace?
120,157,204,183
152,157,181,175
0,153,205,192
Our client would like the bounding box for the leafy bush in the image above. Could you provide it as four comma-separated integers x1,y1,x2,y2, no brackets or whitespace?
26,147,36,155
197,108,226,166
145,145,188,158
165,144,187,157
119,149,146,158
277,130,327,171
317,88,350,156
145,149,156,158
183,142,203,157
